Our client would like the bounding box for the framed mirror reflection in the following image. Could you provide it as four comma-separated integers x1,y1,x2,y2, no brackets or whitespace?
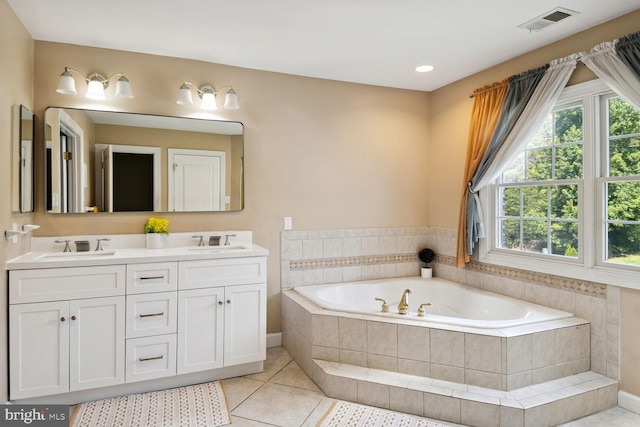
13,105,35,213
44,107,244,214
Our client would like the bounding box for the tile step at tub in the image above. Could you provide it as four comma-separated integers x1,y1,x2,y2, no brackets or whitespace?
311,359,618,427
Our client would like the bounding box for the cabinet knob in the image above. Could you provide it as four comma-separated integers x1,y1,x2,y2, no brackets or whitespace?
226,299,231,304
60,317,66,322
218,301,223,305
71,315,77,321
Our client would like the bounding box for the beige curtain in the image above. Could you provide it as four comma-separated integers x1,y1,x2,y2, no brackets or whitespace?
455,81,509,267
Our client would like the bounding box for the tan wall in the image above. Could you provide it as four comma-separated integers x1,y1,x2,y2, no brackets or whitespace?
425,10,640,396
31,41,431,336
0,0,34,403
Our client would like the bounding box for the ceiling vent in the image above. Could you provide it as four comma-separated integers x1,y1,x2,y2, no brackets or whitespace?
517,7,579,32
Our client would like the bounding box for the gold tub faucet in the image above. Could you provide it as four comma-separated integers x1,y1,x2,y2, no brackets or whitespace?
398,289,411,315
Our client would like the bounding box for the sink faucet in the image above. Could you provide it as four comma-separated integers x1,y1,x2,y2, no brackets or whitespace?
398,289,411,315
55,239,71,252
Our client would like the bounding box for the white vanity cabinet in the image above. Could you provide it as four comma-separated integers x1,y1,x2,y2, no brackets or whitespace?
9,266,126,400
177,257,267,373
8,246,268,402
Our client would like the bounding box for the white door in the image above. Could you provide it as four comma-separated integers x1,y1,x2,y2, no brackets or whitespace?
224,284,266,367
177,287,224,374
169,149,226,211
9,301,69,399
69,296,125,391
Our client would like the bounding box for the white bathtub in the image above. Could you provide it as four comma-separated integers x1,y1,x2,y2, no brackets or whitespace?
293,276,573,329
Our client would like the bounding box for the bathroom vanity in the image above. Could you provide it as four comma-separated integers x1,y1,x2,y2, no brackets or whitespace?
6,232,267,403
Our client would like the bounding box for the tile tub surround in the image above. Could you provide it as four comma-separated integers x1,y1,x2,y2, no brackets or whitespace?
280,227,621,382
282,290,591,392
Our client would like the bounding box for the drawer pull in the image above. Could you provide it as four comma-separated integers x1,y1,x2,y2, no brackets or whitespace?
139,275,165,281
139,355,164,362
139,312,164,318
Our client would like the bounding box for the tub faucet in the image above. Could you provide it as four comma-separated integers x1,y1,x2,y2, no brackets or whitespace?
398,289,411,315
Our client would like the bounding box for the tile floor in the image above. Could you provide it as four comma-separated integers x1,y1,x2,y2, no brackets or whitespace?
222,346,640,427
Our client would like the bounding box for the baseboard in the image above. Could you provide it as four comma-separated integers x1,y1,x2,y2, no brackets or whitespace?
267,332,282,348
619,390,640,415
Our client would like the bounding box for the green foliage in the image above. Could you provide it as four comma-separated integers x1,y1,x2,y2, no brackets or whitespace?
564,244,578,257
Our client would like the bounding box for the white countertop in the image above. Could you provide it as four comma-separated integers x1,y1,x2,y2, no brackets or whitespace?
6,231,268,270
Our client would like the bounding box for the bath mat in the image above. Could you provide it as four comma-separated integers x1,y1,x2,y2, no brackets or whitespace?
317,400,450,427
70,380,231,427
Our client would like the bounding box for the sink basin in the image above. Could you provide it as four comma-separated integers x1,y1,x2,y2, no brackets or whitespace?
37,250,116,259
186,244,251,252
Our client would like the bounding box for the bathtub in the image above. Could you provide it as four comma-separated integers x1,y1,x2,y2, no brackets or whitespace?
293,276,573,329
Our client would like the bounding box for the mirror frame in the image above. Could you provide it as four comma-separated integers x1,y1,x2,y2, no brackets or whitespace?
44,107,245,214
12,104,35,213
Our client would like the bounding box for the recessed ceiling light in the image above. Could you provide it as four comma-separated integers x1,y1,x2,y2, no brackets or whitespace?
415,65,434,73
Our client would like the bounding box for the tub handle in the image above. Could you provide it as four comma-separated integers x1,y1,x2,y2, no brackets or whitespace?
374,297,389,313
417,303,432,317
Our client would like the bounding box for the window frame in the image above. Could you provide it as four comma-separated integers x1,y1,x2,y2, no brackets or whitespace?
479,79,640,290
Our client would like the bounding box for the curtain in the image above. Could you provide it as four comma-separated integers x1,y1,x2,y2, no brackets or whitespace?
455,82,509,267
473,54,581,189
457,67,546,263
616,31,640,77
581,41,640,110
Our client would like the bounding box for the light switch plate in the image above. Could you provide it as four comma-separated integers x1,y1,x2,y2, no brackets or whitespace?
284,217,293,231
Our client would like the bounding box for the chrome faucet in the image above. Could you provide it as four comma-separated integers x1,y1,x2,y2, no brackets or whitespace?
398,289,411,315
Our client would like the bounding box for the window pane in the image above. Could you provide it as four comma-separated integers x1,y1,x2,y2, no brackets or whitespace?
607,223,640,264
609,98,640,137
555,144,583,179
500,187,520,216
527,148,552,180
522,186,547,218
523,220,548,253
607,181,640,221
555,106,583,143
551,221,578,257
550,184,578,219
502,152,525,183
528,114,553,148
499,219,520,250
609,137,640,177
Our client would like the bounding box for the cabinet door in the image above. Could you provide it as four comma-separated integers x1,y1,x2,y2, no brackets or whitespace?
224,283,266,367
69,296,125,391
9,301,69,399
177,287,224,374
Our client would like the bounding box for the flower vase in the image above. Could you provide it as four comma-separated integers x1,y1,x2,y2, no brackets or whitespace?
146,233,165,249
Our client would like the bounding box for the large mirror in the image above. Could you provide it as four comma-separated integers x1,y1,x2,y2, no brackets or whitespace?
44,107,244,213
12,105,35,213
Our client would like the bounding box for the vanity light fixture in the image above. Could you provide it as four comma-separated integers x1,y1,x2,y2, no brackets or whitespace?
176,82,239,110
56,67,134,100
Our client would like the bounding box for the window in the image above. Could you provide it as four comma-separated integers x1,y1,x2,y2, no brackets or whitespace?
602,94,640,266
482,80,640,288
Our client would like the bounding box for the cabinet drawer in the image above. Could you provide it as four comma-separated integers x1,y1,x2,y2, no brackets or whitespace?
126,334,176,383
10,265,125,304
178,257,267,290
127,262,177,294
126,292,177,338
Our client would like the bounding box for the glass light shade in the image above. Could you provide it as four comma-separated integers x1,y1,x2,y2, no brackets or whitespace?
223,89,240,109
200,90,217,110
176,84,194,105
86,76,106,100
56,71,77,95
115,76,134,98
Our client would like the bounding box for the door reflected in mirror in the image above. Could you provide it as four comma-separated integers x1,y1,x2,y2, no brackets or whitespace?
13,105,34,213
44,107,244,213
